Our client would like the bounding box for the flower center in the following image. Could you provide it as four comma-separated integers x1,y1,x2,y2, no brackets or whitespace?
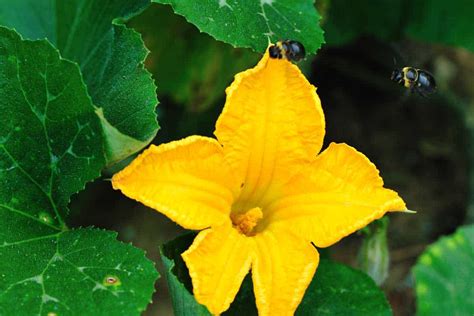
230,207,263,236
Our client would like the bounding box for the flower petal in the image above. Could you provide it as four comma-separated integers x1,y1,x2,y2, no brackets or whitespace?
251,228,319,316
112,136,238,230
267,142,407,247
182,224,253,315
215,51,325,207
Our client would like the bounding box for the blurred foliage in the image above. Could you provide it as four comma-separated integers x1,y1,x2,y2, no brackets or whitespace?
413,225,474,316
323,0,474,52
405,0,474,52
357,218,390,286
153,0,324,54
323,0,403,45
129,4,259,112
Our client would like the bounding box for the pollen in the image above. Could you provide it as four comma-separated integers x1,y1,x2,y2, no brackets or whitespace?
231,207,263,236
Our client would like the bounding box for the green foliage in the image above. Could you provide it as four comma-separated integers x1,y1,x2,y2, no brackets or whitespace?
153,0,324,54
295,261,392,316
0,27,158,315
0,228,158,315
0,0,159,163
129,4,259,112
0,27,104,221
405,0,474,52
323,0,403,45
161,233,391,315
323,0,474,52
413,225,474,316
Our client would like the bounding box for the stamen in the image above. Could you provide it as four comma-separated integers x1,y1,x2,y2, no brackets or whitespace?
231,207,263,236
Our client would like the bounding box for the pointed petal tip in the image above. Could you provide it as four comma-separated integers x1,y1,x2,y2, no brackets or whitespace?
110,171,122,190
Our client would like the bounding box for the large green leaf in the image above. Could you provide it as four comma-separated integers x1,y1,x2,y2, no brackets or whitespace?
129,3,259,112
161,233,391,315
0,27,158,314
295,261,392,315
0,0,159,163
0,228,157,315
153,0,324,54
413,225,474,316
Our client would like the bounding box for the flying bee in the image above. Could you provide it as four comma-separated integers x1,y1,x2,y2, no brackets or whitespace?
391,67,437,97
268,40,305,62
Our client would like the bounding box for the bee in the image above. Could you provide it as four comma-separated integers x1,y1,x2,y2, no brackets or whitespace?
268,40,305,62
391,67,437,97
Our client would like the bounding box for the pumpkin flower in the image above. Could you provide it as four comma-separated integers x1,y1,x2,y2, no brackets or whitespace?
112,51,407,315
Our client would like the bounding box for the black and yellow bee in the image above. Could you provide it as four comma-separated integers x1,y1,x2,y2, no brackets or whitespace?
269,40,305,62
391,67,437,97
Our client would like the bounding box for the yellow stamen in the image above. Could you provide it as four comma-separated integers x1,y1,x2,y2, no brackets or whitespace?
231,207,263,236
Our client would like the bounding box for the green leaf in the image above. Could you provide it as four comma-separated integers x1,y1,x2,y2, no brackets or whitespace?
0,0,159,164
0,27,158,314
152,0,324,54
161,233,391,315
0,26,104,223
129,3,259,112
296,260,392,316
0,228,158,315
413,225,474,316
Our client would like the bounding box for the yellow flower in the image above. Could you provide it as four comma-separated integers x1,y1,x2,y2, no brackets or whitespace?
112,51,407,315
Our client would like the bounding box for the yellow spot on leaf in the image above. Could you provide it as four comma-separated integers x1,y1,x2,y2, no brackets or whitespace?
103,275,121,287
